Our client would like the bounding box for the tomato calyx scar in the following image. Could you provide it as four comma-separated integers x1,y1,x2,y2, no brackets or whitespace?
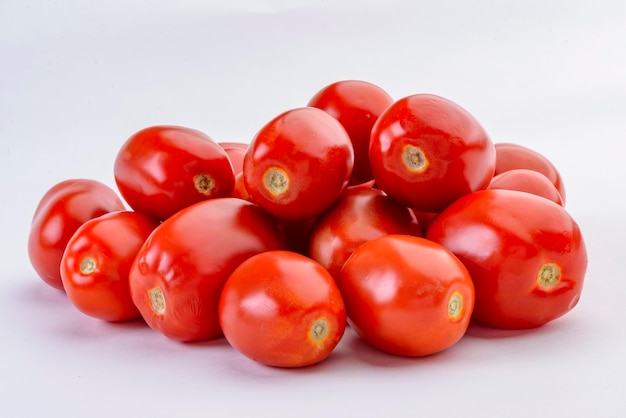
148,287,166,315
79,257,97,275
308,318,330,344
537,262,561,290
402,145,428,172
263,167,289,196
447,292,463,321
194,173,215,196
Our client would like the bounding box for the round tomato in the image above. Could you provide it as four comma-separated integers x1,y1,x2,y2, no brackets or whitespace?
114,125,235,221
337,234,475,357
308,80,393,185
219,250,346,368
218,141,248,175
60,211,160,322
494,142,566,203
427,189,587,329
243,107,354,222
309,187,421,279
369,94,495,213
28,179,126,290
487,168,563,206
129,198,286,342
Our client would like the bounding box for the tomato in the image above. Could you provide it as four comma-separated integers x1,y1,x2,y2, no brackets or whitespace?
28,179,126,290
487,168,563,206
337,234,474,357
114,125,235,221
494,142,566,203
243,107,354,222
309,187,421,279
129,198,286,342
219,250,346,368
218,141,248,175
231,172,251,201
60,211,159,322
308,80,394,185
369,94,495,213
426,189,587,329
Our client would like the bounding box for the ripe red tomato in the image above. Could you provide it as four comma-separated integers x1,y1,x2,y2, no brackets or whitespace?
308,80,394,185
309,187,421,279
114,125,235,221
28,179,126,290
218,141,248,175
243,107,354,222
487,168,563,206
219,250,346,368
494,142,566,203
60,211,160,322
427,189,587,329
369,94,495,213
338,234,474,357
129,198,286,342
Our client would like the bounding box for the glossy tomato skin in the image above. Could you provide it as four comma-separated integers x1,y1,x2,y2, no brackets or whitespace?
218,142,248,175
60,211,160,322
114,125,235,221
427,189,587,329
494,142,566,203
28,179,126,290
338,235,475,357
369,94,495,213
129,198,286,342
243,107,354,222
308,80,394,185
219,250,346,368
309,187,421,279
487,168,563,206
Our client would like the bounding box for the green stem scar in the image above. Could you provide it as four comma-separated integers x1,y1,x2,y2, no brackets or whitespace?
194,173,215,195
79,257,97,274
309,318,329,343
263,167,289,196
149,287,166,315
537,263,561,289
402,145,428,172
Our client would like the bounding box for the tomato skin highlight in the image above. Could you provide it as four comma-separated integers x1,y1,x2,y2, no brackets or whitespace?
427,189,587,329
129,198,286,342
337,235,475,357
60,211,160,322
369,94,495,213
28,179,126,290
114,125,235,221
219,250,346,368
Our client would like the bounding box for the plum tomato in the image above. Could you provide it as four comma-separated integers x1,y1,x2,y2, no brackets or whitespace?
243,107,354,222
337,235,474,357
487,168,563,206
219,250,346,368
28,179,126,290
369,94,495,213
494,142,566,203
427,189,587,329
129,198,286,342
308,80,394,185
218,141,248,175
309,187,421,279
114,125,235,221
60,211,160,322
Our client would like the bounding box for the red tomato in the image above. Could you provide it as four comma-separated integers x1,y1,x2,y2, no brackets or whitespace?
309,187,421,279
218,141,248,175
426,189,587,329
243,107,354,222
487,168,563,206
494,142,566,203
28,179,126,290
369,94,495,213
337,234,474,357
219,250,346,368
114,125,235,221
308,80,394,185
232,171,251,201
60,211,160,322
129,198,286,342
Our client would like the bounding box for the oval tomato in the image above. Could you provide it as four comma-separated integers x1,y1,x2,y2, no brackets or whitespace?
129,198,286,342
60,211,160,322
427,189,587,329
308,80,394,185
219,250,346,368
243,107,354,222
487,168,563,206
28,179,126,290
337,234,475,357
309,187,421,279
369,94,495,213
218,141,248,175
114,125,235,221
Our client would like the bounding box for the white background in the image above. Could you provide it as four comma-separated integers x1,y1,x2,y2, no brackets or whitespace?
2,1,625,417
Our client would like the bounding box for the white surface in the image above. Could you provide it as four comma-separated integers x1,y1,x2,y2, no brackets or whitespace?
2,1,625,417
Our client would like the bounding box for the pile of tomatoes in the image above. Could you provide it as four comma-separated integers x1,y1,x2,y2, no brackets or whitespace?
27,80,588,368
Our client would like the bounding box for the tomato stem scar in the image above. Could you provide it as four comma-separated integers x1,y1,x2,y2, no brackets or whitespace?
194,173,215,195
263,167,289,196
447,292,463,320
402,145,428,172
309,318,329,343
149,287,166,315
79,257,97,275
537,263,561,289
